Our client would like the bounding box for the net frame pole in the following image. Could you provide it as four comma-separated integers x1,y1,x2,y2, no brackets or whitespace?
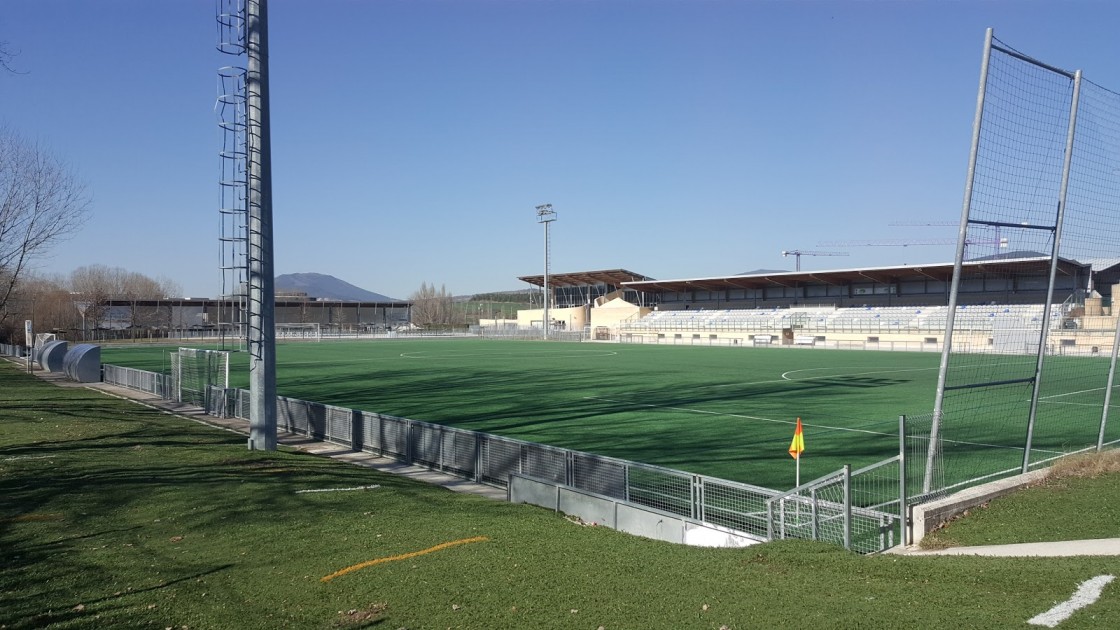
899,415,908,545
1022,69,1083,473
246,0,277,450
1099,325,1119,450
926,28,994,493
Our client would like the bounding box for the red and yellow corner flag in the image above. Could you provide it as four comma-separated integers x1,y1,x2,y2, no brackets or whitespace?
788,417,805,460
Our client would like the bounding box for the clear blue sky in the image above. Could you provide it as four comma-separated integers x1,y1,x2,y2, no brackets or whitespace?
4,0,1119,300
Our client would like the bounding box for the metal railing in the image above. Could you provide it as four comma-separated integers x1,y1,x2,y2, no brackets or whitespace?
214,385,782,538
766,457,903,554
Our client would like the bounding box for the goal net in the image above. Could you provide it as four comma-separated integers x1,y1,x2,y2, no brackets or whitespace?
170,347,230,409
277,322,322,341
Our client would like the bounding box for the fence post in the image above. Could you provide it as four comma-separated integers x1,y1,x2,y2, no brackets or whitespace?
350,408,362,451
810,488,819,541
766,502,774,540
474,432,484,483
899,415,908,546
843,464,852,551
405,420,414,465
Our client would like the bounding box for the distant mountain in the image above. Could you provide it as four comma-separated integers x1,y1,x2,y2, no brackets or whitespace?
275,273,399,302
738,268,791,275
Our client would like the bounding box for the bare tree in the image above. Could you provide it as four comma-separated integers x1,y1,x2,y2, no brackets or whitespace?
68,265,176,337
0,40,26,74
409,282,453,328
0,127,91,327
0,272,80,342
69,265,119,333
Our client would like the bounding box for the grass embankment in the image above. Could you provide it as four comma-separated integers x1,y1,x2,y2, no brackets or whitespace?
2,362,1119,629
921,451,1120,549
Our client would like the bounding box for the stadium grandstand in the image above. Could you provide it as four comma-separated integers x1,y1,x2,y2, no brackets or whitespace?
517,255,1120,354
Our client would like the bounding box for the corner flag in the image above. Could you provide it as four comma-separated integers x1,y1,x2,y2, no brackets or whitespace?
788,417,805,460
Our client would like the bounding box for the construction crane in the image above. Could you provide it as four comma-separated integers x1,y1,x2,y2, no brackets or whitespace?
817,238,1008,248
780,249,849,271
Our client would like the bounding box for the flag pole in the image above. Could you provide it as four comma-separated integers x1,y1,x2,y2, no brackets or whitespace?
789,416,805,489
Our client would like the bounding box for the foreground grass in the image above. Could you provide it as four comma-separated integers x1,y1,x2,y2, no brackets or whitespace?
2,363,1119,629
921,451,1120,549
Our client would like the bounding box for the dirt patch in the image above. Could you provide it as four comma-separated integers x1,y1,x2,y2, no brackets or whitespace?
1047,450,1120,481
333,603,388,627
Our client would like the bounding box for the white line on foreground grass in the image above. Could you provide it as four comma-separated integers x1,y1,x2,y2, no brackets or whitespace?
1027,574,1115,627
295,485,381,494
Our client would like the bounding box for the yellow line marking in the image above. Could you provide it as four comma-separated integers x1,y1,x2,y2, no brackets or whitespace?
321,536,489,583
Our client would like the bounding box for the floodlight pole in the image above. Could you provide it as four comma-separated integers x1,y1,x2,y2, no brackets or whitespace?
246,0,277,450
536,204,556,340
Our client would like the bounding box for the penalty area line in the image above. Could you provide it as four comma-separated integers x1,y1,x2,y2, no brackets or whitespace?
583,396,1063,453
582,396,892,437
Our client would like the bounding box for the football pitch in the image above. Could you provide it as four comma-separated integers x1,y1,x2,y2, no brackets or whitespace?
103,338,948,489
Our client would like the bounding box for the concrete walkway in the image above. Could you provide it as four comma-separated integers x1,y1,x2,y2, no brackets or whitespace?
887,539,1120,557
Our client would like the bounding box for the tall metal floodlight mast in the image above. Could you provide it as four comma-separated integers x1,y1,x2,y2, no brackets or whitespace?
217,0,277,450
536,204,556,340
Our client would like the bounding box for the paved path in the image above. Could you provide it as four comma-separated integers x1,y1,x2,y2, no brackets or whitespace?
887,539,1120,557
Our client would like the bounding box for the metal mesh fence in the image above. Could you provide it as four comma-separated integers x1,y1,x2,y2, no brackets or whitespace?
766,459,902,554
182,375,784,544
931,32,1120,494
103,364,173,398
0,343,28,357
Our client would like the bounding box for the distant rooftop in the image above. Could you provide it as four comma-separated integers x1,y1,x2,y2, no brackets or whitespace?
518,269,653,288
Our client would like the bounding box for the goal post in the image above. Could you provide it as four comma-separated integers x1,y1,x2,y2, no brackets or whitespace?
171,347,231,409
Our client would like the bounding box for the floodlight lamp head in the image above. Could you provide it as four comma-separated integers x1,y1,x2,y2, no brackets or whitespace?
536,203,556,223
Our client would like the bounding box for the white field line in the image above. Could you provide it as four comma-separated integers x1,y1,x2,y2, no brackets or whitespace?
779,366,938,381
1,455,54,462
1027,575,1115,627
1039,400,1116,408
280,349,619,367
295,485,381,494
609,363,940,396
1039,386,1112,400
584,396,893,438
582,396,1065,454
399,350,618,359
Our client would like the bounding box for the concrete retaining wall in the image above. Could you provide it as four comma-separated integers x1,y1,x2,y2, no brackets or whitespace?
910,469,1049,545
510,473,762,548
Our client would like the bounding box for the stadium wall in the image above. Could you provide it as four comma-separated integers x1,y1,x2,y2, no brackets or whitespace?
517,306,587,331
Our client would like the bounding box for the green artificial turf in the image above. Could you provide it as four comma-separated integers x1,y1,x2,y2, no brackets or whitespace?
3,361,1120,629
101,338,1119,492
103,339,940,487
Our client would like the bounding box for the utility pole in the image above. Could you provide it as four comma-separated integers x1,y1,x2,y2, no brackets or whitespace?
536,204,556,340
246,0,276,450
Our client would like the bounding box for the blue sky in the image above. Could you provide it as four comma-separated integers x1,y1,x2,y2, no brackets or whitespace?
3,0,1119,300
